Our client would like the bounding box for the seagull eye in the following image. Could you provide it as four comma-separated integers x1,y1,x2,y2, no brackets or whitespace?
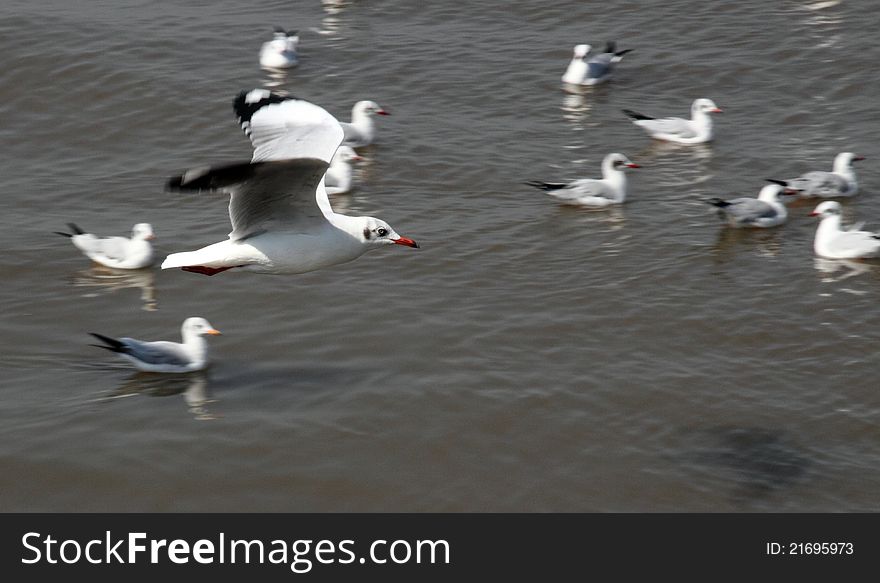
377,228,388,237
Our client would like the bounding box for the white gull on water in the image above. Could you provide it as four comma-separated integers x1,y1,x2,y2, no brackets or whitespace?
325,145,362,195
766,152,864,198
525,153,639,207
90,317,221,373
259,27,299,69
810,201,880,259
161,89,418,276
623,98,722,144
56,222,155,269
705,184,790,228
340,100,389,148
562,42,633,86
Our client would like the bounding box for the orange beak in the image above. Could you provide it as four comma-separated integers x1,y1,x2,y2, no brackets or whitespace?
709,107,723,113
393,237,419,248
205,329,222,336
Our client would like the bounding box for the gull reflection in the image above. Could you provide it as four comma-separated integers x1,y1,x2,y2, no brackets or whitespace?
261,69,291,90
70,265,157,311
319,0,355,38
101,371,217,420
711,226,783,260
813,257,872,282
560,92,593,128
322,0,353,14
634,141,714,189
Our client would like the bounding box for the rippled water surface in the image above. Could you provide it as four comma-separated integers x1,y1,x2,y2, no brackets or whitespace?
2,0,879,511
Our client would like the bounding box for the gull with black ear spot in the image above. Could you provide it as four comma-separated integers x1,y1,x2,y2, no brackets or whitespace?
161,89,418,277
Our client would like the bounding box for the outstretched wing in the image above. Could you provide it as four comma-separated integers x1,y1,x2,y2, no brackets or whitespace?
168,158,330,240
167,90,343,239
234,89,343,164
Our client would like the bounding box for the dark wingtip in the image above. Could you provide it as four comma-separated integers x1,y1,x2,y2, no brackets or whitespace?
622,108,652,121
88,332,125,352
605,41,616,54
705,198,729,208
67,223,85,235
524,180,548,191
765,178,788,187
54,231,72,238
615,48,634,57
166,173,184,192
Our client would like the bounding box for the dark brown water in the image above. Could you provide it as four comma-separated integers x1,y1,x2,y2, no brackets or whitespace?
2,0,879,511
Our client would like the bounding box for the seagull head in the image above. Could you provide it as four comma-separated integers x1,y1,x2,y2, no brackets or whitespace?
132,223,155,241
757,183,786,202
693,98,723,115
355,100,390,117
360,217,418,249
182,317,222,340
606,152,640,170
573,44,591,58
833,152,865,173
332,146,363,165
809,200,842,218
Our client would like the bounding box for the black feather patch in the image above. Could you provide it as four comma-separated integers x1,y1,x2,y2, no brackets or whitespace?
167,161,262,192
67,223,85,235
524,181,567,192
706,198,731,208
615,48,633,57
764,178,788,187
622,109,654,121
89,332,127,353
233,90,302,128
54,231,73,238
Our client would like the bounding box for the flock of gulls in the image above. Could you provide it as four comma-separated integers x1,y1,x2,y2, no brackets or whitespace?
529,43,878,259
58,28,878,375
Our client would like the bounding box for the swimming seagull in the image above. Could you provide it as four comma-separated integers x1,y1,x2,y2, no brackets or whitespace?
623,98,722,144
325,145,362,195
56,223,155,269
260,27,299,69
562,42,633,86
340,100,389,148
705,184,791,228
766,152,865,198
161,89,418,276
809,201,880,259
525,153,640,207
89,317,221,373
